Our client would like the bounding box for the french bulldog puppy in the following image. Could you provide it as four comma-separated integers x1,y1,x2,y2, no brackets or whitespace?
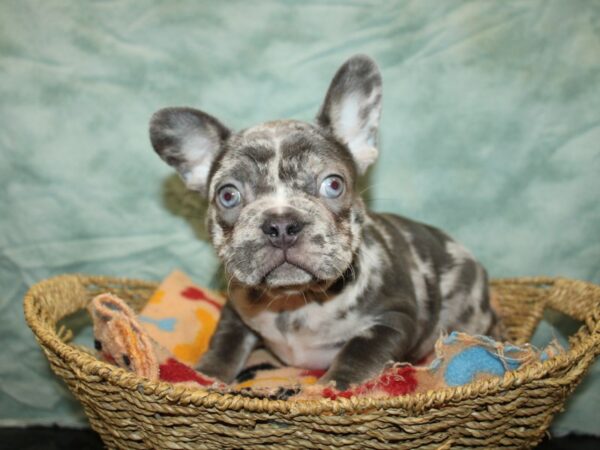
149,55,500,390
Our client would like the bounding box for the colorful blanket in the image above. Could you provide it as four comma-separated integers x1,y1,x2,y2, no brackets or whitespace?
88,271,562,399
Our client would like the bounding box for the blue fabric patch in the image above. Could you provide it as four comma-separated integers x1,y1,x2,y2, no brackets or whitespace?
139,316,177,332
444,347,507,386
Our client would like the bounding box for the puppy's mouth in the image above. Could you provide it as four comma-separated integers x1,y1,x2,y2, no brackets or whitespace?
260,253,317,288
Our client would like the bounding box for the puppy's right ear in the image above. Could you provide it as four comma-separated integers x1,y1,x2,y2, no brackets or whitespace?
149,107,230,195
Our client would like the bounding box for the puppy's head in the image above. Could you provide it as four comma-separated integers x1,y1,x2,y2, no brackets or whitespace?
150,55,382,290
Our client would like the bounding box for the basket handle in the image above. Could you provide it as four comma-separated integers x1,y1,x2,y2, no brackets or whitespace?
545,278,600,339
24,275,90,327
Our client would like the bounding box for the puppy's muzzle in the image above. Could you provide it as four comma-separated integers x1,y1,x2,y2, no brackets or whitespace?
261,210,305,249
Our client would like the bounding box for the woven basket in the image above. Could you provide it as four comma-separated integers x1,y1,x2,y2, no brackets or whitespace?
24,275,600,449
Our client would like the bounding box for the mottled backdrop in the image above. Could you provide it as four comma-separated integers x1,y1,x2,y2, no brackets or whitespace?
1,0,598,434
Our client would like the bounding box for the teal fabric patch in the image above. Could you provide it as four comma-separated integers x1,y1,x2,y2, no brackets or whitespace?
443,332,460,345
503,345,522,353
429,358,442,372
139,316,177,332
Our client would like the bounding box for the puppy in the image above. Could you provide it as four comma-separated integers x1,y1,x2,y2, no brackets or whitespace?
149,55,500,390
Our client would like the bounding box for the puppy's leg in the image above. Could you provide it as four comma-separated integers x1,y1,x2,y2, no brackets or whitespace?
320,311,416,390
196,302,258,383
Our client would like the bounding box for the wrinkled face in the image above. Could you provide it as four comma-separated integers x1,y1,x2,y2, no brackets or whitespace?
207,121,365,288
150,55,383,291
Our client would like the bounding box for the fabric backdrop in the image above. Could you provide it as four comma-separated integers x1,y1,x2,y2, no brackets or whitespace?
1,0,598,435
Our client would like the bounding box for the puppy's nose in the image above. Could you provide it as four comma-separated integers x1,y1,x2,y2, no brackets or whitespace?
261,214,305,249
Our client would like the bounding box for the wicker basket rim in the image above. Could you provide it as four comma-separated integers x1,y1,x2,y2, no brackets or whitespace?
23,274,600,415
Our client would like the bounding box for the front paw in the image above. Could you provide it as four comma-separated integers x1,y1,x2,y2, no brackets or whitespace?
195,360,236,384
318,371,356,391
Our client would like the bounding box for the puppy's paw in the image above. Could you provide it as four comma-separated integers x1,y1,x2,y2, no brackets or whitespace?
318,371,356,391
195,360,236,384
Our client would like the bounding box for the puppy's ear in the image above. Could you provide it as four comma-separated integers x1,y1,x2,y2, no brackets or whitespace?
316,55,382,174
149,107,230,195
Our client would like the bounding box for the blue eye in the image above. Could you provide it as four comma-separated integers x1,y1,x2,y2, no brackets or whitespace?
319,175,345,198
217,185,241,208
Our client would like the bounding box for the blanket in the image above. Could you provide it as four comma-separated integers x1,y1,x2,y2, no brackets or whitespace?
89,271,562,400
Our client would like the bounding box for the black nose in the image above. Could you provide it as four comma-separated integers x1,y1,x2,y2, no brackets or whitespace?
261,213,305,249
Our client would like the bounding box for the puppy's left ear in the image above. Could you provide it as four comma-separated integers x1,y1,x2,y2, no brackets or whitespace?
316,55,382,174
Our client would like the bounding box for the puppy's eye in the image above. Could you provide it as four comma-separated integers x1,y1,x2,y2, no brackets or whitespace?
217,185,242,208
319,175,345,199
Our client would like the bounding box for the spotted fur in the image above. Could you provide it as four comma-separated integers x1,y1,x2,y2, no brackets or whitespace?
149,55,499,389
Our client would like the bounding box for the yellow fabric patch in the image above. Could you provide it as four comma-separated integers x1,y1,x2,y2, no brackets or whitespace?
148,289,165,305
173,308,218,365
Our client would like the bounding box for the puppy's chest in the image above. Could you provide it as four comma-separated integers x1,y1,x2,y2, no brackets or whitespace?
241,295,369,369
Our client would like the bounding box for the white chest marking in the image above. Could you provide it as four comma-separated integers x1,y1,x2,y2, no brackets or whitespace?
243,293,372,369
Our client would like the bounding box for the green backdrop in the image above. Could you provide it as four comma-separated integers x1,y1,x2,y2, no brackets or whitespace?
1,0,598,435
